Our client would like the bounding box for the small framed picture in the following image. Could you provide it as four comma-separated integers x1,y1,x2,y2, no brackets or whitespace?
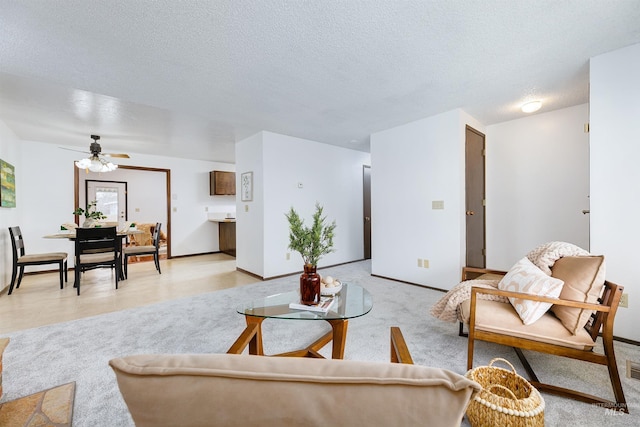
241,172,253,201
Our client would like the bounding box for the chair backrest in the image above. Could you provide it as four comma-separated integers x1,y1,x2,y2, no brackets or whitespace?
75,227,118,257
8,226,25,259
152,223,162,249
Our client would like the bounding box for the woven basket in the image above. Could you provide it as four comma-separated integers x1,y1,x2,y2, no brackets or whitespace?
465,358,545,427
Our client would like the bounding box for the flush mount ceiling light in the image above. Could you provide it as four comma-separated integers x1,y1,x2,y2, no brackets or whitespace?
521,100,542,113
62,135,130,173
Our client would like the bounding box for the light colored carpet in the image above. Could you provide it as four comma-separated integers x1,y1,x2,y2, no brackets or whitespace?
2,261,639,426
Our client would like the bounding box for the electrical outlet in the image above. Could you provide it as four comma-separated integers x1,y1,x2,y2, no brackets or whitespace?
286,253,291,261
423,259,429,268
619,293,629,308
417,259,423,268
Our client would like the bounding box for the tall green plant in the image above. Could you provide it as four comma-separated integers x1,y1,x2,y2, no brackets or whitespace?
286,203,336,266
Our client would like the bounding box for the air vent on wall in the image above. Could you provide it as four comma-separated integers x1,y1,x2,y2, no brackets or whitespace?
627,360,640,380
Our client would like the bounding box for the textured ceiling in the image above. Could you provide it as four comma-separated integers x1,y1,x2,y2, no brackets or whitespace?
1,0,640,163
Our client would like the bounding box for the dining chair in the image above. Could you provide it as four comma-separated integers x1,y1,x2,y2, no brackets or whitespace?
123,223,162,279
8,226,68,295
74,226,120,295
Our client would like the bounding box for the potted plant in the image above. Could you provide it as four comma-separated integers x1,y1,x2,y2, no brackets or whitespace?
286,203,336,305
73,200,107,227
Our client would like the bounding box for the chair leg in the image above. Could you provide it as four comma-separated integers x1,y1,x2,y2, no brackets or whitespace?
64,260,68,282
123,255,128,279
8,263,19,295
155,253,161,274
115,261,119,290
459,321,468,337
16,266,25,289
75,268,81,296
59,261,64,289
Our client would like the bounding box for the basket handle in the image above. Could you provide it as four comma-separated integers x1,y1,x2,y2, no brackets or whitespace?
488,357,517,374
486,384,518,400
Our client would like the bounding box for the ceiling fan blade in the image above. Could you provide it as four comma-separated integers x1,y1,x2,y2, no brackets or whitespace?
103,153,130,158
59,146,90,155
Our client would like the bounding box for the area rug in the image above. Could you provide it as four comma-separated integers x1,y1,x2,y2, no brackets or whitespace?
0,382,75,426
2,260,639,426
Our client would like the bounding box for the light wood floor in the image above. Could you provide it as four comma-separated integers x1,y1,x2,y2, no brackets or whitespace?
0,253,260,335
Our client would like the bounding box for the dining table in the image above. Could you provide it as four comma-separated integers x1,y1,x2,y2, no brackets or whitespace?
44,227,145,282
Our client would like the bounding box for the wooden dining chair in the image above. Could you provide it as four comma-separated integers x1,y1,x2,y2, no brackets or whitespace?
74,226,120,295
8,226,68,295
123,223,162,279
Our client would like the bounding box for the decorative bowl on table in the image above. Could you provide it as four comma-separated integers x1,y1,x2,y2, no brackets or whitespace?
320,276,342,296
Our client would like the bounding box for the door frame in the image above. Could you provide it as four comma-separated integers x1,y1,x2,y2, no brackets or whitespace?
74,165,172,258
85,179,128,227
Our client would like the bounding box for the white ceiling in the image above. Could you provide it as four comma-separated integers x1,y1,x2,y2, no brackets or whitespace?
1,0,640,164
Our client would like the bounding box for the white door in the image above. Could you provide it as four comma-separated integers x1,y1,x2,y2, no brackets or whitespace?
87,181,127,229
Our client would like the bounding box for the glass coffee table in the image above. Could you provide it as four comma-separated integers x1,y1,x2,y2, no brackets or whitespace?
230,283,373,359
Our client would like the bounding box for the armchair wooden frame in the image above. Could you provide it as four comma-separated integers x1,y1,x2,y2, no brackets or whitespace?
466,267,628,413
228,324,414,365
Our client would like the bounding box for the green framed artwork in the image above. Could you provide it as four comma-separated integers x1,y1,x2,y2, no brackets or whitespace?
0,159,16,208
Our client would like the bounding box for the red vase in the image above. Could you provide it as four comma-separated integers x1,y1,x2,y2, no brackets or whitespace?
300,264,321,305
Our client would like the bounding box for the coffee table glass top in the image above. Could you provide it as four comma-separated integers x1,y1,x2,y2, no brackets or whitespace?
237,283,373,320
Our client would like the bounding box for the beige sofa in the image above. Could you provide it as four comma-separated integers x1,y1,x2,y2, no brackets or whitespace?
110,330,480,427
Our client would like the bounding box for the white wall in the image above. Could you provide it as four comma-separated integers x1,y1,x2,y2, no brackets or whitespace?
485,104,591,269
590,42,640,341
235,132,264,276
235,131,370,279
0,136,232,290
370,109,483,290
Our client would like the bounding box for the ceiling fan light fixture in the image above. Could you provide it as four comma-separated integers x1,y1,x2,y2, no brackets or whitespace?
521,100,542,113
75,155,118,173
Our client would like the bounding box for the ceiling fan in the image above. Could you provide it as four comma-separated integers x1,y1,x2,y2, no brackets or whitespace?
63,135,130,172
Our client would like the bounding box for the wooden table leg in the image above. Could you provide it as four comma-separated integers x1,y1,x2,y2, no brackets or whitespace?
245,316,265,356
327,319,348,359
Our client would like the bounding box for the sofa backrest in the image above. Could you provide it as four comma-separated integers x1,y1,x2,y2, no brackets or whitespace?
110,353,480,427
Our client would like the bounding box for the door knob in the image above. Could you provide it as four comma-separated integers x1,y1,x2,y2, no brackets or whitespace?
466,211,475,216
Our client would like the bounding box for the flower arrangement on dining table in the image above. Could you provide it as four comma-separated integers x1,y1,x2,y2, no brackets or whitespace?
72,200,106,227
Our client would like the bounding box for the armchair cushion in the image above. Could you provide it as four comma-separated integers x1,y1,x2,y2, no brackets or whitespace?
471,298,596,350
498,257,564,325
550,256,606,335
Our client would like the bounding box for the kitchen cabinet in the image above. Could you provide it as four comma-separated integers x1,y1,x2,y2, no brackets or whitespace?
210,171,235,195
218,221,236,257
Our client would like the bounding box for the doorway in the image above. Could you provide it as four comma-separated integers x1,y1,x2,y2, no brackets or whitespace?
74,165,172,258
465,126,486,268
363,165,371,260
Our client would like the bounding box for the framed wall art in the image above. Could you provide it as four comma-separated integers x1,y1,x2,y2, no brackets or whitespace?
241,171,253,201
0,159,16,208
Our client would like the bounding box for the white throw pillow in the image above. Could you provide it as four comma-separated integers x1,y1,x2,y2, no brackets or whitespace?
498,257,564,325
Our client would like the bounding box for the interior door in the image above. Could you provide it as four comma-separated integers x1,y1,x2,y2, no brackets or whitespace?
363,165,371,259
87,180,128,229
465,126,486,268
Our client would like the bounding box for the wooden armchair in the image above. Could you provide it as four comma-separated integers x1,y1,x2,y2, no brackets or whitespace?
466,267,628,413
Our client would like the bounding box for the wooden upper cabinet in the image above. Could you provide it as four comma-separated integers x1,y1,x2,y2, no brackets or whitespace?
210,171,236,195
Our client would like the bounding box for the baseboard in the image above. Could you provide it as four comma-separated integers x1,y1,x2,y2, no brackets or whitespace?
370,274,448,293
